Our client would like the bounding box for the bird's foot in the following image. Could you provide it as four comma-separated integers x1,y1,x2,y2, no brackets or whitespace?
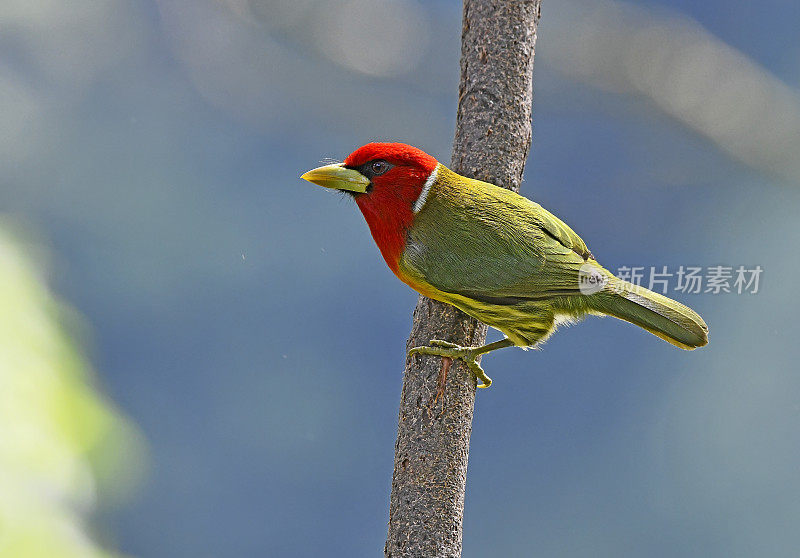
408,340,493,388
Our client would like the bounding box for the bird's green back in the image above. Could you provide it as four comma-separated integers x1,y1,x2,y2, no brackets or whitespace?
400,165,596,303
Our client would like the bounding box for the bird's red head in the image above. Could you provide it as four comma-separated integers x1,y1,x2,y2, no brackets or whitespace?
341,143,439,272
301,142,440,273
342,142,438,185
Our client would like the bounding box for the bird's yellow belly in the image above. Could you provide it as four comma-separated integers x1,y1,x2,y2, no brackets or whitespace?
396,264,573,347
440,294,561,347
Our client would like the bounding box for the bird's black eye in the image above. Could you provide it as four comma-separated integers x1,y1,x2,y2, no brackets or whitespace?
369,160,390,176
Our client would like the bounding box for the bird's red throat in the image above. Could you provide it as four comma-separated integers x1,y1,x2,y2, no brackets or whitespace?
340,147,435,276
354,165,434,274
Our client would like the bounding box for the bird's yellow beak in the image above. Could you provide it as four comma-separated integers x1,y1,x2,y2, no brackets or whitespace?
300,163,370,193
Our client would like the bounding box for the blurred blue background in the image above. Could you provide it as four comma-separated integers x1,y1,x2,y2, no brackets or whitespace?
1,0,799,556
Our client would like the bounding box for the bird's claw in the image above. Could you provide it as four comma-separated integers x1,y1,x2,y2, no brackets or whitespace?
408,340,493,388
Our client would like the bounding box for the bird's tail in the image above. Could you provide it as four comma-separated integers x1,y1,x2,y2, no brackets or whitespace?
587,271,708,350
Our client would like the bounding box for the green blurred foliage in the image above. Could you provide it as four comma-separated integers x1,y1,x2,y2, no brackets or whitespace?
0,220,145,558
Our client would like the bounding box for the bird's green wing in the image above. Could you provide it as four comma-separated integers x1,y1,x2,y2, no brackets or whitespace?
401,170,594,303
525,198,593,262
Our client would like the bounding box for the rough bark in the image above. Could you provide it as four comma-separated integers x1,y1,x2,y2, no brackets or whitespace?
384,2,542,557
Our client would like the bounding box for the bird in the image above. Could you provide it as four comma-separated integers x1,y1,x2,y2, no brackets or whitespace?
301,142,708,388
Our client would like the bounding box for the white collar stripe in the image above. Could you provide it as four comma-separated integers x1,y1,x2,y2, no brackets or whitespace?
413,165,438,214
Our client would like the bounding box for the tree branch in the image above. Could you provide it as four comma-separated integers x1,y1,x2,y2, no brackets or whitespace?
384,1,542,557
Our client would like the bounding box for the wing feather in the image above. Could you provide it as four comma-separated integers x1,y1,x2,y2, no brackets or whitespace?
400,168,594,304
